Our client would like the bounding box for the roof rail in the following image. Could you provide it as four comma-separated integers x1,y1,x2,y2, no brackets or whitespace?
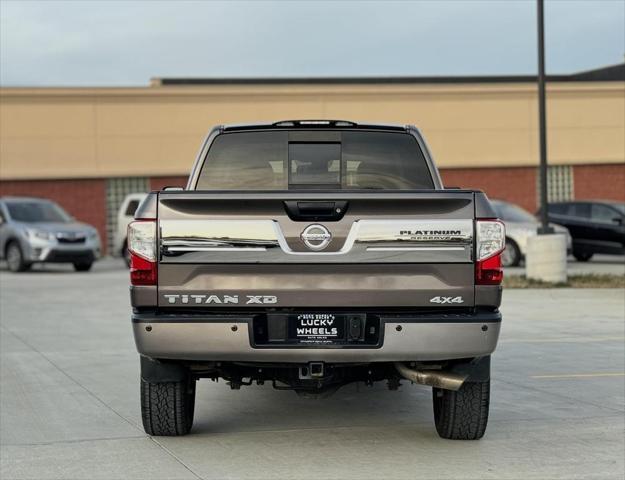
221,121,406,132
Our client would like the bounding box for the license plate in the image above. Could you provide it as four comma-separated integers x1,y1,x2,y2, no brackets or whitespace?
288,313,345,345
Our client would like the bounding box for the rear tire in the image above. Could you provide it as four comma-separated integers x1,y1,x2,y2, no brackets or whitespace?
141,377,196,436
6,242,30,272
433,380,490,440
73,261,93,272
573,251,593,262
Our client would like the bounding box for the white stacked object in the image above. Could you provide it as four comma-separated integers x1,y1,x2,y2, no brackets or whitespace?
525,233,568,283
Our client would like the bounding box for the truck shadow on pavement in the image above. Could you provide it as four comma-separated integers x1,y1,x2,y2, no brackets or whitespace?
189,380,434,436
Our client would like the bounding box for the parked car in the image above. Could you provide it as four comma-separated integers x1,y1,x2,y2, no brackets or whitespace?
544,200,625,261
491,200,571,267
0,196,101,272
130,120,506,440
113,193,147,266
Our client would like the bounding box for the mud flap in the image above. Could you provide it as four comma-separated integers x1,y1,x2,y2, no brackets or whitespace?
448,355,491,383
140,355,189,382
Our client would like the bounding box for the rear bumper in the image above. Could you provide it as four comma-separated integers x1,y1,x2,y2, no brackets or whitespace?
132,310,501,363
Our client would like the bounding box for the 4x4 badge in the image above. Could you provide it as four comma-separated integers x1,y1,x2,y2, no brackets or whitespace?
300,224,332,251
430,296,464,304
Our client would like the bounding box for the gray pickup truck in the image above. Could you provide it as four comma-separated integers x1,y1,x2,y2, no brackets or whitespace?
129,120,505,440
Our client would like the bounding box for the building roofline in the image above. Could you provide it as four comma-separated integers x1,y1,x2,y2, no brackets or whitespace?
152,63,625,86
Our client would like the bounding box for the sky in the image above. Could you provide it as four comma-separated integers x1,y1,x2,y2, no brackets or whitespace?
0,0,624,86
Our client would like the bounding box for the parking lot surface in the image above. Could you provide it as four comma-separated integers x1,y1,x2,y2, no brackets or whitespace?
505,254,624,276
1,260,624,480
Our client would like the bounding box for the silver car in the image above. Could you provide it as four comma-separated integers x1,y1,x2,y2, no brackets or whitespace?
0,196,101,272
492,200,572,267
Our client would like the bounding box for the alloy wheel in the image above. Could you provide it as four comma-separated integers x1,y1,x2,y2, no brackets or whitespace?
6,244,22,272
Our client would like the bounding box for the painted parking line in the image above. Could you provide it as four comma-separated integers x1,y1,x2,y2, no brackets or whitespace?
530,373,625,379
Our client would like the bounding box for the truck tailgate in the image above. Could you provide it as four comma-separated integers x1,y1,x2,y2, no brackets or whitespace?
157,192,476,308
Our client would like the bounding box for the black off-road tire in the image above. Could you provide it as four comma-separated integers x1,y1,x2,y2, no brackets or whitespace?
73,261,93,272
141,377,196,436
433,380,490,440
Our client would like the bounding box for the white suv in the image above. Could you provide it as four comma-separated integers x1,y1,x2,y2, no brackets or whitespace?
113,193,147,266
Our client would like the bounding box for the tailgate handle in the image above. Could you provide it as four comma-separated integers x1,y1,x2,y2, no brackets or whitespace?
284,201,348,221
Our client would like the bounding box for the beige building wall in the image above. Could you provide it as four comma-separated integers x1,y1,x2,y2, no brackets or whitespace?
1,82,624,180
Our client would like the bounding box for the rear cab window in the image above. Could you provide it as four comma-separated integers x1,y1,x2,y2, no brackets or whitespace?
196,130,434,190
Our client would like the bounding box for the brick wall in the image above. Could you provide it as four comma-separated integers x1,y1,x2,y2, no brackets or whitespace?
573,164,625,202
0,179,108,253
440,167,538,212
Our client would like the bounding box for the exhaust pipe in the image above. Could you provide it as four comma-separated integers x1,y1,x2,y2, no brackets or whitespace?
394,362,467,391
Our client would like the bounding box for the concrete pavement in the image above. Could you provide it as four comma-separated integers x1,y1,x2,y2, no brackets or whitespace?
505,254,624,276
0,265,623,479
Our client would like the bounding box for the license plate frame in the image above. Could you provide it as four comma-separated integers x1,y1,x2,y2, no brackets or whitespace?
252,312,380,347
287,313,346,345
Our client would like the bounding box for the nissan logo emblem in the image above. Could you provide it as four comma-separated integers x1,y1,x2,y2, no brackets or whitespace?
300,224,332,251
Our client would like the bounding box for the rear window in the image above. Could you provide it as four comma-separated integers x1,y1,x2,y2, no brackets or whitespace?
289,143,341,186
196,130,434,190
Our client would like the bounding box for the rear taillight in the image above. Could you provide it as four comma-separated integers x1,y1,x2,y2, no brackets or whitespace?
475,219,505,285
128,220,157,286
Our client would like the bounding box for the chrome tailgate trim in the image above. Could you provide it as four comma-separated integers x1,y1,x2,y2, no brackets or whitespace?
161,219,473,263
